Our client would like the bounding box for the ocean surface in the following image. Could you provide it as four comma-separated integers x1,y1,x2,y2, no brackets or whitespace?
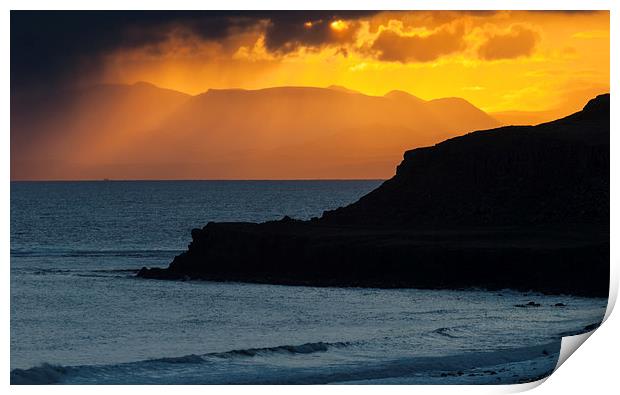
10,181,607,384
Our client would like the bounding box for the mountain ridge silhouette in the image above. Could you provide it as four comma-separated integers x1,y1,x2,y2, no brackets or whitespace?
12,82,498,180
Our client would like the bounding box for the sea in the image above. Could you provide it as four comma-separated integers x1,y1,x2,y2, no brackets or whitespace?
10,180,607,384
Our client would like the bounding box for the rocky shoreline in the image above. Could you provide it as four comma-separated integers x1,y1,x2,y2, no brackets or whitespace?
138,94,610,297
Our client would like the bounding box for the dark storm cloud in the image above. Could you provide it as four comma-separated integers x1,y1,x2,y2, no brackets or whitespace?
11,11,377,92
262,11,374,52
11,11,259,91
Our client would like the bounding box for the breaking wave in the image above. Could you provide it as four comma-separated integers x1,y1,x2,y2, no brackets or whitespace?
15,267,139,278
11,364,70,385
11,248,181,258
10,341,560,385
208,341,350,358
10,340,352,384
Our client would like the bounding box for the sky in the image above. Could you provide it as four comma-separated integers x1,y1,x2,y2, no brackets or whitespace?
10,10,610,180
12,10,609,113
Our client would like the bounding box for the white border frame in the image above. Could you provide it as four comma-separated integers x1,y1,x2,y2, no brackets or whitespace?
3,1,616,394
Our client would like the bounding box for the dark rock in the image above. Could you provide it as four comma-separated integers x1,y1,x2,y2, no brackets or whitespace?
554,303,567,307
321,94,610,229
137,94,610,297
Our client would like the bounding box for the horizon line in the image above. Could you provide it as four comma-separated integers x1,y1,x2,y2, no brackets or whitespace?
10,178,387,182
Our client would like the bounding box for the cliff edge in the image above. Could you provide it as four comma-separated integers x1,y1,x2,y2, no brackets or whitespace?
138,94,610,297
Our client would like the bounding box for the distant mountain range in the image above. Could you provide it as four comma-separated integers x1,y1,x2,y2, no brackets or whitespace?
12,82,501,180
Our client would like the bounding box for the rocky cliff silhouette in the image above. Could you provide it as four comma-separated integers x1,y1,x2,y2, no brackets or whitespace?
138,94,610,297
322,94,609,228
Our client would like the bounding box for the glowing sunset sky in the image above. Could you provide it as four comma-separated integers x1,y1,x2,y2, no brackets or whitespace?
13,10,609,113
10,11,610,180
101,11,608,113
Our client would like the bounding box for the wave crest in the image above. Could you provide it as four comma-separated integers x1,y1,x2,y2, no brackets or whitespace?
150,354,205,364
153,341,352,362
10,363,69,385
11,340,352,384
211,341,349,358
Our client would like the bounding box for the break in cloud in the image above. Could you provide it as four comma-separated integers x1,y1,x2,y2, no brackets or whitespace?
261,11,370,53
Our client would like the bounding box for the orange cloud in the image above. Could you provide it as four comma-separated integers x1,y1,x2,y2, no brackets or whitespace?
477,25,540,60
370,24,465,63
65,11,609,114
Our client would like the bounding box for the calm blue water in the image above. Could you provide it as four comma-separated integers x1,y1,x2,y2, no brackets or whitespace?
10,181,607,384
